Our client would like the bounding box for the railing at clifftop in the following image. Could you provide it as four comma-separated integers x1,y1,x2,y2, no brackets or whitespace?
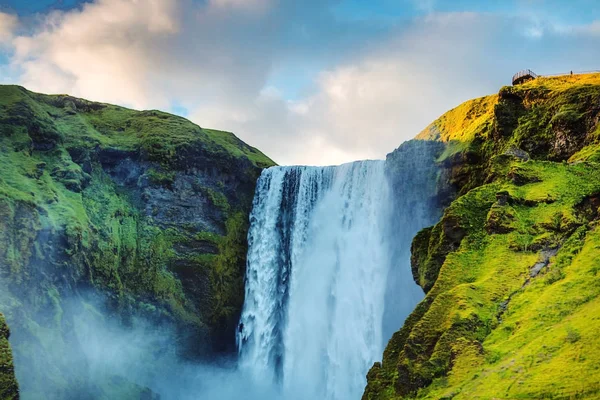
512,69,600,85
512,69,538,85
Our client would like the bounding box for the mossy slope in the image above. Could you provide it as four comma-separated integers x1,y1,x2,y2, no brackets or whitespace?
0,85,274,397
365,73,600,399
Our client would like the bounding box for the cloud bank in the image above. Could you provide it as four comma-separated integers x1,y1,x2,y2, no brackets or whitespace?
2,0,600,164
0,12,18,44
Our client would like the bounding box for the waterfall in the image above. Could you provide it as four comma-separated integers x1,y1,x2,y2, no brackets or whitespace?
382,140,446,340
238,143,442,399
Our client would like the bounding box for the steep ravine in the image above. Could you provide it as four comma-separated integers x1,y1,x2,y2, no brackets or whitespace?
364,73,600,399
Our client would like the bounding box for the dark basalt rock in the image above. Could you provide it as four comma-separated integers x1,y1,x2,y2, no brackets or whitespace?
485,203,516,234
508,165,542,185
503,147,530,161
492,86,526,140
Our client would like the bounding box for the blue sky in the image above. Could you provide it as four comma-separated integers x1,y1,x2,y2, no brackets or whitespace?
1,0,599,164
1,0,89,15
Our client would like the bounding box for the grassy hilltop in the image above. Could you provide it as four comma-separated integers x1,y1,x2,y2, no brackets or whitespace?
365,73,600,399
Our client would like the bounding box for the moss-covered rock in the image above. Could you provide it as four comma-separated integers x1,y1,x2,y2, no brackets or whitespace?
0,314,19,400
0,85,275,397
365,73,600,399
485,192,517,234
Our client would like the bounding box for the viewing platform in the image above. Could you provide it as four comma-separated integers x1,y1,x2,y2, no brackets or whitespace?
512,69,538,85
512,69,600,86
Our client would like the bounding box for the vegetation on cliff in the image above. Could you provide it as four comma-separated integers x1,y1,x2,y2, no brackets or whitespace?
0,85,274,397
365,73,600,399
0,314,19,400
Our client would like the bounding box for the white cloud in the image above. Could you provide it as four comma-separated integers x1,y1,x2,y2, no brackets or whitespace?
190,13,510,164
210,0,271,13
3,2,600,165
0,12,18,45
10,0,182,106
191,12,600,165
570,20,600,36
8,0,278,109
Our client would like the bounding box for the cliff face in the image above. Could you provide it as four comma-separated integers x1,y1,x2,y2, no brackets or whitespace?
0,85,274,397
365,73,600,399
0,314,19,400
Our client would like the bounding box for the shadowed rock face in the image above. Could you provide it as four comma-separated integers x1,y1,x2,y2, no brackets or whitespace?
0,85,274,398
0,314,19,400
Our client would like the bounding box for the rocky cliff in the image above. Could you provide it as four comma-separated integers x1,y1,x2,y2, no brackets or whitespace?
365,73,600,399
0,85,274,398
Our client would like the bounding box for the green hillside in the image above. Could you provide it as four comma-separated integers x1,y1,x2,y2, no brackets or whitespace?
365,73,600,399
0,85,274,398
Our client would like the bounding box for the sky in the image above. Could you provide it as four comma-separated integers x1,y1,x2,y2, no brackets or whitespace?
0,0,599,165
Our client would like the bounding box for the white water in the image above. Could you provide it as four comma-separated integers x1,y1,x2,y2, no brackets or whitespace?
238,161,395,399
237,143,444,399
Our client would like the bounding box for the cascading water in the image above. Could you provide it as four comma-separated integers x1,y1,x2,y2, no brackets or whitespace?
238,142,443,399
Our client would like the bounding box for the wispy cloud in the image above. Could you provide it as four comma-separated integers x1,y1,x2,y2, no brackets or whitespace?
0,12,18,45
1,1,599,165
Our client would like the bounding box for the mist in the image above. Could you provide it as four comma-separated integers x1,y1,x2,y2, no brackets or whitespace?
0,282,282,400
